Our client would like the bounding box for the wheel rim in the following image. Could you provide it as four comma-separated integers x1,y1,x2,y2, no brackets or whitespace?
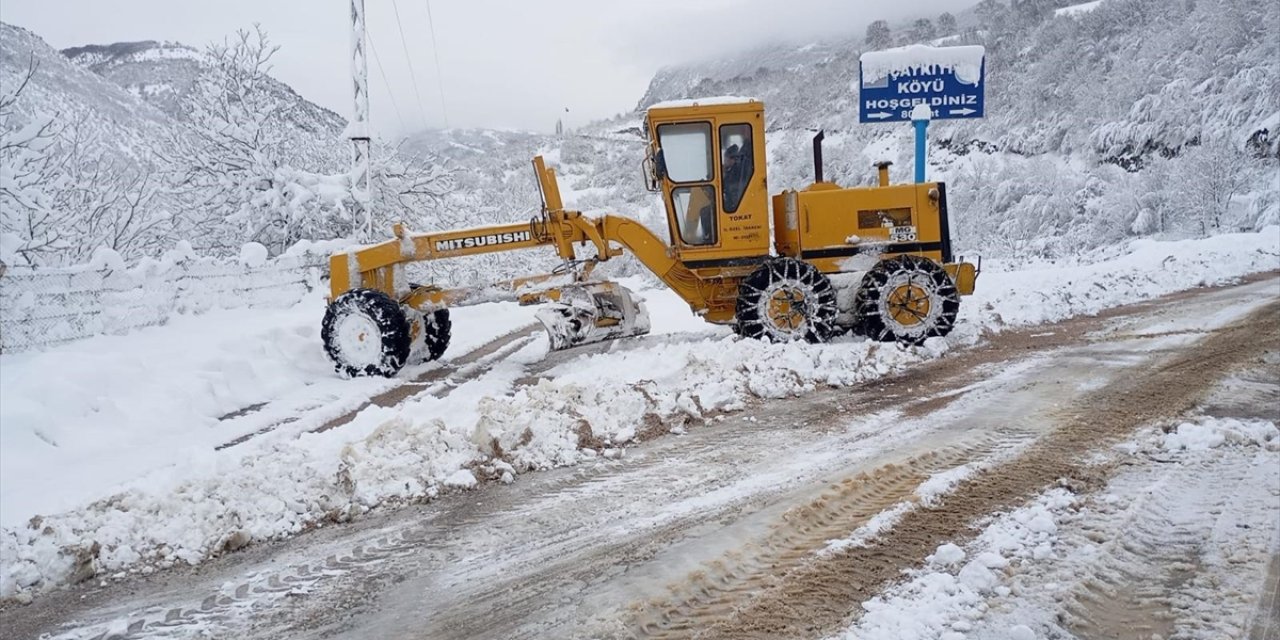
876,269,943,337
766,286,808,332
335,313,383,367
886,282,931,326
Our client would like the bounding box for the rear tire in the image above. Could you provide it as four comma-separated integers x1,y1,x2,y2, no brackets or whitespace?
736,258,838,343
423,308,451,361
322,289,411,377
853,255,959,345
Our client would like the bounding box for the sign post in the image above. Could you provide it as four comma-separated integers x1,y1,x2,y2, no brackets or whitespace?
858,45,986,183
911,104,930,183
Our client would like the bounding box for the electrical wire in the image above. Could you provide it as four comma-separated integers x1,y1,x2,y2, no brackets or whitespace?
366,31,407,133
390,0,431,128
423,0,450,127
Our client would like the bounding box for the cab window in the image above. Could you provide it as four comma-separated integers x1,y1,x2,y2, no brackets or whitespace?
657,122,713,183
720,123,753,213
671,185,717,246
658,122,717,246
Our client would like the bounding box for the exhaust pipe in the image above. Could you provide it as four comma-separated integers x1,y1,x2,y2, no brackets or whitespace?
813,130,825,183
875,160,892,187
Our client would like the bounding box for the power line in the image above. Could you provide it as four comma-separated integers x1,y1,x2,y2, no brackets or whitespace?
390,0,431,129
423,0,450,128
366,31,407,133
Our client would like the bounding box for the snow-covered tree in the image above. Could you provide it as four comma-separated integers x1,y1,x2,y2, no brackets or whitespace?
975,0,1013,43
864,20,892,50
164,26,453,255
0,59,62,264
162,27,330,254
909,19,937,43
937,12,958,36
50,117,168,263
1169,141,1252,235
1,59,168,266
371,143,457,231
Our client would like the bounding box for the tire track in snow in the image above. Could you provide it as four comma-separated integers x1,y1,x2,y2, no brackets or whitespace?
44,418,787,640
308,327,540,434
630,434,1028,640
1044,356,1280,640
689,299,1280,639
1251,552,1280,640
214,324,539,449
1061,456,1251,640
215,326,706,451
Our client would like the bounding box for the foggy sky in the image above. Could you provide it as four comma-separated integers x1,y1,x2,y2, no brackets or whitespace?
2,0,975,137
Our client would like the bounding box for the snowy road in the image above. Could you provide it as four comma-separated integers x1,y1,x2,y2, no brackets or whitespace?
5,275,1280,640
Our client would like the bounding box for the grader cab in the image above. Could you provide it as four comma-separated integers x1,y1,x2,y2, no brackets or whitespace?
322,98,977,377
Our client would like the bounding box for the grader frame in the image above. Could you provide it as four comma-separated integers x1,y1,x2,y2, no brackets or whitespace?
323,98,977,377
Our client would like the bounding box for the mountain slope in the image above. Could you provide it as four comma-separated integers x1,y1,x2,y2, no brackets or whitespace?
408,0,1278,264
0,23,175,165
62,38,346,139
0,22,369,265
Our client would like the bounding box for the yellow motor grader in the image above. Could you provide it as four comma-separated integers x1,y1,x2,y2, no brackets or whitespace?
322,98,977,377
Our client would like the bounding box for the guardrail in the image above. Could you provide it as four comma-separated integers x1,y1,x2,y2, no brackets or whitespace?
0,246,332,354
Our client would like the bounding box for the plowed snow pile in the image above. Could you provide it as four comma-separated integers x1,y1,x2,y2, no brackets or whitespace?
2,228,1277,598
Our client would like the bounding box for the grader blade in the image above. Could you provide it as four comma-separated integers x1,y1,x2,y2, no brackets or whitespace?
535,282,651,351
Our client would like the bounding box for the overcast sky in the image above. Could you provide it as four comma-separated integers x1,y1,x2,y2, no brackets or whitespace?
2,0,974,137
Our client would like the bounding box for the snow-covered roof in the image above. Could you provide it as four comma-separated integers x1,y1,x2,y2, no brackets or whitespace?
859,44,986,86
648,96,760,110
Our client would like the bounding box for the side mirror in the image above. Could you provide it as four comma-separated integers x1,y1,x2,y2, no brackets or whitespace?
642,157,658,192
642,147,667,193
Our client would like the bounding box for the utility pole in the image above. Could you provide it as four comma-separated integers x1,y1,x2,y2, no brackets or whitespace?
349,0,372,241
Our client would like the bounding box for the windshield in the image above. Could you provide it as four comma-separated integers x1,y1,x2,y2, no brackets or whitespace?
657,122,713,183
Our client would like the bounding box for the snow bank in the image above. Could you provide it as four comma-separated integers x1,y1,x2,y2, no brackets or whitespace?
1,229,1277,599
964,227,1280,328
0,320,938,598
0,292,537,531
1162,416,1278,452
0,291,336,529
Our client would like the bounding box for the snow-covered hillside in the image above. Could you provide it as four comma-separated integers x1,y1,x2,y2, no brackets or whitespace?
0,23,449,266
62,39,345,138
0,24,174,166
5,0,1275,275
407,0,1278,265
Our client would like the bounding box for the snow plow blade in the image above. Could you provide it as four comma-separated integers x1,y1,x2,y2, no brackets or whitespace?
531,282,651,351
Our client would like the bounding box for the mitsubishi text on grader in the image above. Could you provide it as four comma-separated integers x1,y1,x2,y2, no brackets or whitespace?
322,98,978,377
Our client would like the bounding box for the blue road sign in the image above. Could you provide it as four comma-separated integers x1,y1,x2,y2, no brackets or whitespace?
858,46,986,124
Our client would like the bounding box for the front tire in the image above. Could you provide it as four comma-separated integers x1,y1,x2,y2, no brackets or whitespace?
322,289,412,377
853,255,959,345
736,258,838,343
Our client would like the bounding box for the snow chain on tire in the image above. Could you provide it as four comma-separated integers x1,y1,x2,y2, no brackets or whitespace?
853,254,959,345
736,258,838,343
321,288,412,377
